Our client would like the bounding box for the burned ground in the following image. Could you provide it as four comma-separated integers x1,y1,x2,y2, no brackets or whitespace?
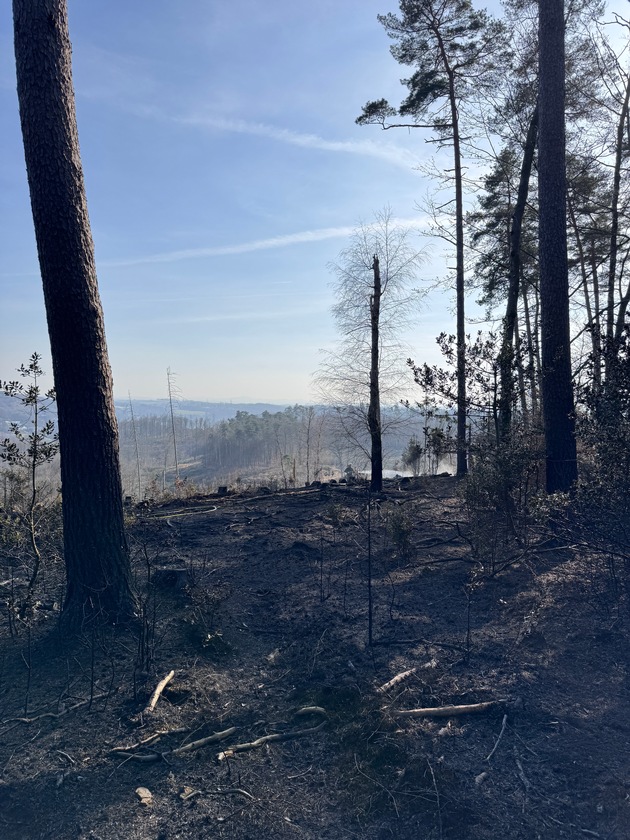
0,477,629,839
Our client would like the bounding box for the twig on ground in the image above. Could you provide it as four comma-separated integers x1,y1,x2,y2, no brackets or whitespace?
110,726,189,753
514,746,531,812
110,726,237,763
213,787,255,800
2,727,42,774
218,720,327,760
376,668,417,694
486,713,508,761
354,752,399,818
294,706,327,717
175,727,238,755
2,693,111,725
394,699,508,718
427,759,443,839
143,670,175,715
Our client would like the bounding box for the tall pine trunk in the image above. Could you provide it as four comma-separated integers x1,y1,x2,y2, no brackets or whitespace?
13,0,137,625
537,0,578,493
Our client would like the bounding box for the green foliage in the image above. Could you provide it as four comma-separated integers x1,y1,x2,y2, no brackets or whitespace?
385,506,414,559
363,1,506,139
462,429,544,572
467,146,539,309
401,436,423,476
0,353,60,605
572,329,630,562
409,331,520,449
1,353,58,471
425,426,453,475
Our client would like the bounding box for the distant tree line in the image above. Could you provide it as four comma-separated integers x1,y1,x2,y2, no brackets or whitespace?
117,404,445,494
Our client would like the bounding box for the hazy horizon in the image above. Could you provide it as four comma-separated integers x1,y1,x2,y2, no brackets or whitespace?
2,1,628,403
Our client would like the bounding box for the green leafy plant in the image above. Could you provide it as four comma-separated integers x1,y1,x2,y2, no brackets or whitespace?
401,436,423,477
1,353,59,601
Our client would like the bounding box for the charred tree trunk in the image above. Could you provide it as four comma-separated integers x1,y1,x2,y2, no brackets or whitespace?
537,0,578,493
368,256,383,493
521,275,540,419
499,104,538,439
435,45,468,477
567,192,601,388
13,0,137,625
607,71,630,352
452,92,468,476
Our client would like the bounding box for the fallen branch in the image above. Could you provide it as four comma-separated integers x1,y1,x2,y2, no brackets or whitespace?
514,746,531,793
213,787,255,800
218,720,327,760
110,726,188,754
110,726,237,763
376,668,417,694
143,670,175,715
3,693,111,725
174,727,238,755
294,706,327,717
394,699,508,718
486,713,508,761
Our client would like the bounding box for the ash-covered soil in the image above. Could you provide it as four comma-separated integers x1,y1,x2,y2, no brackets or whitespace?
1,476,629,839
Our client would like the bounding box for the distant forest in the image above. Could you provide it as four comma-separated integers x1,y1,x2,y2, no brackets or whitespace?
0,394,456,501
115,402,456,498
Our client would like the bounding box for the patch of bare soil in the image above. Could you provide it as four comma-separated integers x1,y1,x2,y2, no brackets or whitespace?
1,477,629,839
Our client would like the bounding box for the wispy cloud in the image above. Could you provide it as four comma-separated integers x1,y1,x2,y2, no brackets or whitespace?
103,226,355,267
179,113,420,170
103,218,425,268
93,92,421,172
147,304,330,326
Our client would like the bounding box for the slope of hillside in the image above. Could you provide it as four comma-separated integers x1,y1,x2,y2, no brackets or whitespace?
0,478,628,839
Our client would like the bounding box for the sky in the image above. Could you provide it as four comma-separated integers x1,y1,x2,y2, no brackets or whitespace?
1,0,629,403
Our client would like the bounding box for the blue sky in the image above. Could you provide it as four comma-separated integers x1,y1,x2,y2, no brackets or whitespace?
1,1,627,402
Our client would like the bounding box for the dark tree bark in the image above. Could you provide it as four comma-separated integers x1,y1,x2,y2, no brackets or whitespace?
521,272,540,418
368,256,383,493
499,104,538,439
13,0,137,625
537,0,578,493
443,47,468,477
608,72,630,348
356,3,504,477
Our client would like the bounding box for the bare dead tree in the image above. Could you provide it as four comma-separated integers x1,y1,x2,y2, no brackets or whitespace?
316,209,424,492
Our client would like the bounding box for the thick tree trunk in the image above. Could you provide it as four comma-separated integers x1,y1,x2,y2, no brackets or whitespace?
13,0,137,625
368,256,383,493
537,0,578,493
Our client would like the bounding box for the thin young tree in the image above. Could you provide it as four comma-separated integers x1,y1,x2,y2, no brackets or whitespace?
1,354,59,600
166,367,180,484
357,0,505,476
316,210,424,492
13,0,137,624
537,0,578,492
